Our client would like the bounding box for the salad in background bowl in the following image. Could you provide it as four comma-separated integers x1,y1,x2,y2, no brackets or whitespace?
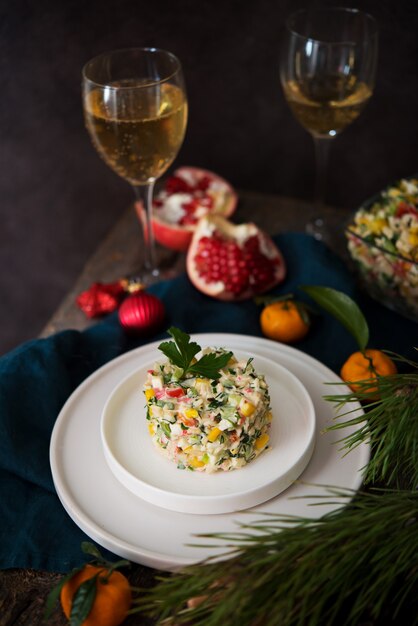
346,176,418,321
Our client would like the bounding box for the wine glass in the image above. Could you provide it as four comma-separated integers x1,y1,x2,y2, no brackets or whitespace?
82,48,187,282
280,8,378,240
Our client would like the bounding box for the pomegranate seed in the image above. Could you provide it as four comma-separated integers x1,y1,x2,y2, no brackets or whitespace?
166,176,192,194
193,228,279,297
197,176,211,191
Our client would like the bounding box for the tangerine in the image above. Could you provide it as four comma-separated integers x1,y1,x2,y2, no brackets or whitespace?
340,349,397,396
60,564,131,626
260,300,309,343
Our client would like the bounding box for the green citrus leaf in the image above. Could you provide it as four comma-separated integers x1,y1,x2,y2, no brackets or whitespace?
81,541,103,559
300,286,369,351
44,566,84,620
69,574,98,626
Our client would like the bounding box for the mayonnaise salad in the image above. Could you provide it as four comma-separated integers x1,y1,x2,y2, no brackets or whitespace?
347,177,418,320
143,348,272,473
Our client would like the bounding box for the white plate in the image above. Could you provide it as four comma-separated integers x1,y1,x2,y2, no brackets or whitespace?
50,334,369,571
101,352,316,514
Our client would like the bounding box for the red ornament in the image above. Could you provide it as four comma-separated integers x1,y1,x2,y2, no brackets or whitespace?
118,292,165,334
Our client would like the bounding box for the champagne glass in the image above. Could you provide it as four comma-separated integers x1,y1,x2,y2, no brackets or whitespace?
280,8,378,240
82,48,187,281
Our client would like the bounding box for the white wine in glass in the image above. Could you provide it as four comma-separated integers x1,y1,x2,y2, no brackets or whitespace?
280,8,378,240
83,48,187,281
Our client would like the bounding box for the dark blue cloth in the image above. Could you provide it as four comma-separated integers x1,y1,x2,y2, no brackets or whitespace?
0,233,416,572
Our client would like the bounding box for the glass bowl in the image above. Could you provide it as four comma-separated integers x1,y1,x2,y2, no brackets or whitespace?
345,177,418,322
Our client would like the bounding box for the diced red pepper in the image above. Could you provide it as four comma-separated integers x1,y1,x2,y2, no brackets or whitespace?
395,202,418,218
181,417,198,427
166,387,185,398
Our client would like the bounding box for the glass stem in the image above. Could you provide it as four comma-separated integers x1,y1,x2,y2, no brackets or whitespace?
313,136,332,212
133,182,158,277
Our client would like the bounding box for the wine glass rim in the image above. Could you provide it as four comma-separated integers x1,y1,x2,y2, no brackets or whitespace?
285,7,378,44
82,47,182,89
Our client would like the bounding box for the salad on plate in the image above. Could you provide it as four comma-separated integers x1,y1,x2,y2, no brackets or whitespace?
143,328,272,473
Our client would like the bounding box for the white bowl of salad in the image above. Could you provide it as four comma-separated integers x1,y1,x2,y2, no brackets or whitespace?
346,176,418,321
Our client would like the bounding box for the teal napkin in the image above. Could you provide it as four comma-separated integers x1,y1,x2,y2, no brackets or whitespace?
0,234,416,572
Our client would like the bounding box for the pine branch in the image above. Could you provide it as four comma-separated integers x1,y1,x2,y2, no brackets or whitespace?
130,355,418,626
324,359,418,489
134,489,418,626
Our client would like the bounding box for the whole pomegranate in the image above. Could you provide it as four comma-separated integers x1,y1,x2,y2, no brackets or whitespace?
186,216,286,301
135,167,237,252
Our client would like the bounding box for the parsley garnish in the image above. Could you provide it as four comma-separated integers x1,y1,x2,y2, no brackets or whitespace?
158,327,233,381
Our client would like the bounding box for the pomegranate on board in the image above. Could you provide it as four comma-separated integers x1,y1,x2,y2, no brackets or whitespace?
136,166,237,252
186,215,286,301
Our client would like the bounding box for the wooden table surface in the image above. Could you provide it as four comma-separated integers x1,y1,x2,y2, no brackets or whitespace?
0,191,350,625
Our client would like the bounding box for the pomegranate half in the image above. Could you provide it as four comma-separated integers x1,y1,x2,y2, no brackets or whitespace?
186,215,286,301
137,167,237,252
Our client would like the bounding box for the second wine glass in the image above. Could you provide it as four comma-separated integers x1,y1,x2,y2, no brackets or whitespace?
82,47,188,282
280,8,378,240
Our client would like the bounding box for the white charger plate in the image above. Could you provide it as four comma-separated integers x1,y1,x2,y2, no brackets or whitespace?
101,352,316,515
50,333,369,571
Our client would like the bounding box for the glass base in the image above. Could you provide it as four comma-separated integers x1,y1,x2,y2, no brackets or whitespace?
142,266,161,284
134,248,184,286
306,215,325,240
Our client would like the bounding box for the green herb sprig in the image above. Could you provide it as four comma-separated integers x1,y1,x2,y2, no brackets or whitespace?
158,327,233,380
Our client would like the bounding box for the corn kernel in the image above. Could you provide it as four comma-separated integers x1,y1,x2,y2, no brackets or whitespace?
255,433,269,450
207,427,221,442
369,218,387,234
145,388,155,401
185,408,199,419
240,399,256,417
189,457,205,468
148,423,155,436
183,445,193,452
196,378,210,385
408,232,418,247
388,188,401,197
266,411,273,423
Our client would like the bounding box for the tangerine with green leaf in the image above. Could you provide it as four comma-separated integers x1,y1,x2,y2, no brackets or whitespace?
60,564,131,626
340,349,397,396
260,300,309,343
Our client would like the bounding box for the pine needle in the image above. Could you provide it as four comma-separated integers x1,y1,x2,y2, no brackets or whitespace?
130,356,418,625
324,355,418,489
133,489,418,626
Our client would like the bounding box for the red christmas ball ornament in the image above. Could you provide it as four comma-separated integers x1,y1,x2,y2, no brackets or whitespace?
118,291,165,335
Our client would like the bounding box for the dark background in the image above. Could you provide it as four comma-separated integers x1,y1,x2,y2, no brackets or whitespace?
1,0,417,355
